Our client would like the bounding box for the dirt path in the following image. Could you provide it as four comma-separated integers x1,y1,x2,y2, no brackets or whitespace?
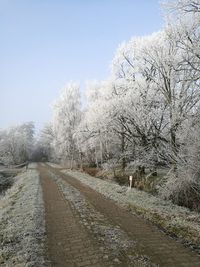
40,164,113,267
39,164,200,266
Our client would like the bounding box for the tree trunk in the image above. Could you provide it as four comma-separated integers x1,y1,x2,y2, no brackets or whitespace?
170,128,177,154
100,140,103,166
169,107,178,172
79,152,83,171
121,131,126,176
95,147,99,168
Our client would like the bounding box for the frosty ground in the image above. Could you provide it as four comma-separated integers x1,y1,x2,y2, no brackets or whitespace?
0,163,46,267
1,162,200,266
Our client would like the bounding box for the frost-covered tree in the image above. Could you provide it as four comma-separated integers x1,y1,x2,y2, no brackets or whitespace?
156,0,200,209
76,81,116,167
166,0,200,14
112,23,200,162
52,82,81,167
0,122,35,165
160,114,200,210
32,123,55,162
78,76,166,173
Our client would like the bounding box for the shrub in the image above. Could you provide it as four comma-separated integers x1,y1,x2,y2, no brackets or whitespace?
159,121,200,211
159,171,200,211
0,174,13,194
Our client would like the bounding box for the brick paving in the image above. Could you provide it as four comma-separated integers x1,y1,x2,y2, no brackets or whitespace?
40,165,111,267
40,164,200,267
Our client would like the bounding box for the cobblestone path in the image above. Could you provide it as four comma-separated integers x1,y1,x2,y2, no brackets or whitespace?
39,164,200,267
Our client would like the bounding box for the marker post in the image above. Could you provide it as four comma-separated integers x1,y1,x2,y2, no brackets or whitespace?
129,175,133,189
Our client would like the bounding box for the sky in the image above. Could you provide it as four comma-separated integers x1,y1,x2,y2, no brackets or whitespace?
0,0,164,132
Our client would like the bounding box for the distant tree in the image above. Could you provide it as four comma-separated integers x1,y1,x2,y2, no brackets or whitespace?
32,123,54,162
0,122,35,165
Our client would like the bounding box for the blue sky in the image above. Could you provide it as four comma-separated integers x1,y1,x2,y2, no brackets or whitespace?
0,0,164,131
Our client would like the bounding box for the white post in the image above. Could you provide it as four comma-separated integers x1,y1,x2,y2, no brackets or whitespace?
129,175,133,189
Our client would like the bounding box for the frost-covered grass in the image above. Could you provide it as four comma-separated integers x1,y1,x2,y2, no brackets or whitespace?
46,162,62,169
28,162,39,169
0,168,46,267
62,169,200,249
